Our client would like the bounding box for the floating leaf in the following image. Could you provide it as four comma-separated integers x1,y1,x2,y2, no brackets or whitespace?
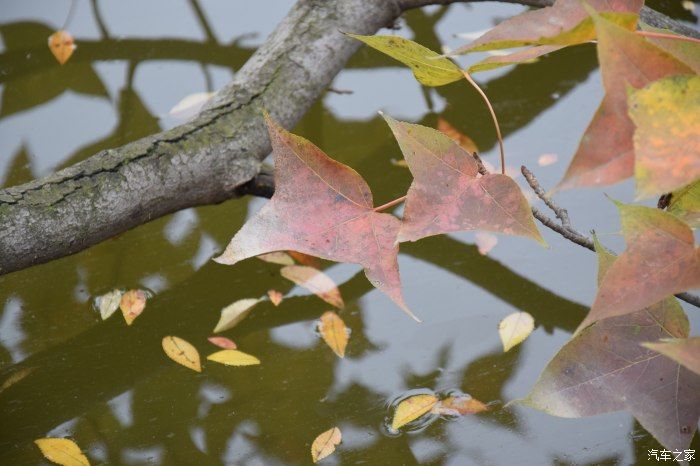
96,289,122,320
169,92,215,120
382,115,544,245
468,45,562,73
628,75,700,198
34,438,89,466
120,290,147,325
537,153,558,167
288,251,322,268
215,114,414,319
257,251,295,265
520,294,700,453
498,311,535,352
579,203,700,332
162,336,201,372
433,395,488,416
311,427,341,463
642,337,700,376
207,336,237,349
207,349,260,366
436,117,479,154
318,311,349,358
450,0,641,56
213,298,263,333
392,394,439,430
474,232,498,255
281,265,344,309
48,30,76,65
558,13,693,190
347,34,463,86
667,181,700,228
267,289,283,306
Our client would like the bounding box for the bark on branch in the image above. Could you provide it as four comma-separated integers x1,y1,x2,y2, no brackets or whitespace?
0,0,695,276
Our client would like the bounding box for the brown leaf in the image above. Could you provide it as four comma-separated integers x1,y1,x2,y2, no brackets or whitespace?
215,114,415,319
311,427,341,463
288,251,321,268
162,336,201,372
436,117,479,154
382,115,545,246
318,311,349,358
558,13,693,190
119,290,147,325
48,30,76,65
281,265,344,309
207,336,237,350
433,395,488,416
267,289,283,306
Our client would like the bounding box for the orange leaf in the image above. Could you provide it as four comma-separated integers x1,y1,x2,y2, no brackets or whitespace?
267,289,283,306
436,117,479,154
433,395,488,416
119,290,147,325
318,311,349,358
207,336,237,349
48,30,76,65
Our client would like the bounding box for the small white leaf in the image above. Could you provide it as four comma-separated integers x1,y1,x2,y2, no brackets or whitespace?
169,92,215,120
96,289,123,320
213,298,263,333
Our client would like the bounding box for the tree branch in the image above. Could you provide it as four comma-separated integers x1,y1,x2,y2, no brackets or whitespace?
0,0,695,276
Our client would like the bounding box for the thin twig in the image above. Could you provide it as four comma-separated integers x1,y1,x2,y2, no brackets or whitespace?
521,165,699,308
636,30,700,44
374,195,407,212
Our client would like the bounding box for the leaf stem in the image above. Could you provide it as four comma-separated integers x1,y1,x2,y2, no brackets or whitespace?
635,30,700,44
461,71,506,175
374,195,407,212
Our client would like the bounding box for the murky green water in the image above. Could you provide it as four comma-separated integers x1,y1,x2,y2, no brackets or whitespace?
1,1,698,464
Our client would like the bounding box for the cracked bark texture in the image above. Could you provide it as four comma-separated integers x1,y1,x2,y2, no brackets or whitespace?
0,0,696,276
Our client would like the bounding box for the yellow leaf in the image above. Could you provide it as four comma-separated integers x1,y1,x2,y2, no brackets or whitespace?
267,289,283,306
311,426,342,463
120,289,147,325
213,298,263,333
96,289,122,320
498,311,535,352
433,395,488,416
391,394,439,430
34,438,89,466
48,30,75,65
257,251,295,265
162,336,201,372
318,311,349,358
347,34,463,87
0,367,34,395
281,265,344,308
207,349,260,366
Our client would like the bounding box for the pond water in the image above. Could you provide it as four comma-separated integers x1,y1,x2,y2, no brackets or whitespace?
1,1,699,465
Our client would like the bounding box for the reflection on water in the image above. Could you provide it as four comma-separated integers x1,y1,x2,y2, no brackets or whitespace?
1,1,698,465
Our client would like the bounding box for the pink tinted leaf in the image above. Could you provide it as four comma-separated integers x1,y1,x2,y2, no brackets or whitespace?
208,336,237,350
215,113,416,320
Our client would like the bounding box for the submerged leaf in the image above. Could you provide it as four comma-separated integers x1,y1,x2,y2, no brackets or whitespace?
257,251,295,265
207,336,237,349
391,394,439,430
120,290,147,325
642,337,700,376
96,289,122,320
498,311,535,352
347,34,463,87
382,115,544,245
558,13,693,190
579,203,700,331
207,349,260,366
162,336,201,372
267,289,283,306
213,298,263,333
281,266,344,309
311,427,341,463
214,114,416,318
318,311,349,358
667,181,700,227
628,75,700,198
0,367,34,395
34,438,89,466
48,30,76,65
433,395,488,416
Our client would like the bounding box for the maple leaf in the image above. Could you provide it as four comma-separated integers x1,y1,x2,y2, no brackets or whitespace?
628,75,700,198
382,114,544,245
214,113,416,320
578,203,700,332
450,0,642,67
558,12,693,190
519,239,700,454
